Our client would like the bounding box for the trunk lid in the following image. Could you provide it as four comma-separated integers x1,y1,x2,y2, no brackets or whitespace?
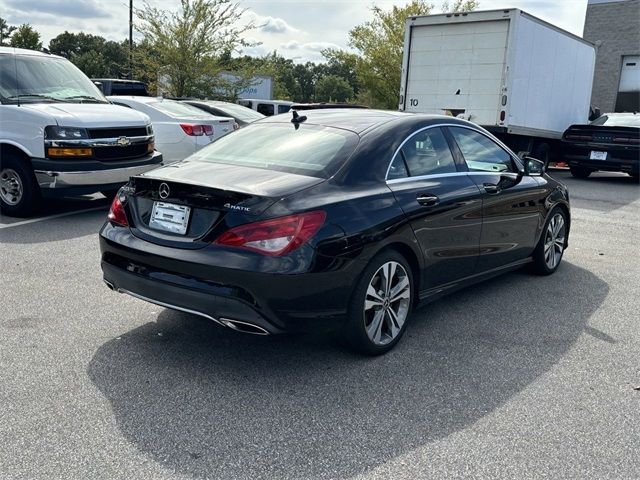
126,160,325,249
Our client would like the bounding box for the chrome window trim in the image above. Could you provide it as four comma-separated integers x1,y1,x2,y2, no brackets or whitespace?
384,122,521,183
386,170,519,185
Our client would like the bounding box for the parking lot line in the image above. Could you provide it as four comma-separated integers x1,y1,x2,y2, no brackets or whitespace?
0,206,107,229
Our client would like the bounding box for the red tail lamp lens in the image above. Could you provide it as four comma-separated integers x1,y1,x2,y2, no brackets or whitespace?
180,124,204,136
107,196,128,227
215,211,326,256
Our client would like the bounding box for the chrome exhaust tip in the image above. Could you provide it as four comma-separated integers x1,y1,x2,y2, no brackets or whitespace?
219,318,270,335
103,279,115,291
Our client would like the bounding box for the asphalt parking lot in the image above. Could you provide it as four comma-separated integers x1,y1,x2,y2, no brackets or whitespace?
1,170,638,480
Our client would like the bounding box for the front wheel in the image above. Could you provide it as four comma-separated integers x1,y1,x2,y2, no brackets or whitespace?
341,250,414,355
0,154,41,217
531,208,568,275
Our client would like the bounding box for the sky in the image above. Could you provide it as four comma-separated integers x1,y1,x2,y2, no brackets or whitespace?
0,0,589,62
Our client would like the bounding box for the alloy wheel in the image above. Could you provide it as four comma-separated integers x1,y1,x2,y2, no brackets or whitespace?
0,168,23,206
364,261,411,346
544,213,566,269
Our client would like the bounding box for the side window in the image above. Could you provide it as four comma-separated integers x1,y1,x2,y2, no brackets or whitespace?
449,127,515,173
398,127,457,178
257,103,274,116
278,104,291,114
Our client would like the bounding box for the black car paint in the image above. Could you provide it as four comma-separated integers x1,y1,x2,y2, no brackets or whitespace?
100,110,570,334
562,123,640,176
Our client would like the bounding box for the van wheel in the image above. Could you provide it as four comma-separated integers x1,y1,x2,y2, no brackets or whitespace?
0,154,40,217
341,250,414,355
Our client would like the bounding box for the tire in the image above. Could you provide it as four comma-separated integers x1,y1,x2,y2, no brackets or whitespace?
531,208,568,275
0,153,41,217
341,250,415,355
569,166,592,179
100,189,120,200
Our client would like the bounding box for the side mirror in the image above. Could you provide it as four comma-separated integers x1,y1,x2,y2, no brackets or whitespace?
524,157,545,176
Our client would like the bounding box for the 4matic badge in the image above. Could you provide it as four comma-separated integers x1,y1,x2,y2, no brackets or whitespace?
224,203,251,212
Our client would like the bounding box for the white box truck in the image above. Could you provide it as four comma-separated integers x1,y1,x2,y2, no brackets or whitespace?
399,9,596,163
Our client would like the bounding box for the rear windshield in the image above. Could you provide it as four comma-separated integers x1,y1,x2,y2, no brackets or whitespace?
150,100,213,118
188,123,359,178
209,103,264,123
590,114,640,127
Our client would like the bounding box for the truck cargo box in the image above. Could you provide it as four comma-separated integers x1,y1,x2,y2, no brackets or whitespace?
399,9,596,139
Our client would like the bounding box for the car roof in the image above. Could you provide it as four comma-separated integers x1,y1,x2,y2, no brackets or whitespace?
0,46,64,59
258,108,419,134
108,95,166,104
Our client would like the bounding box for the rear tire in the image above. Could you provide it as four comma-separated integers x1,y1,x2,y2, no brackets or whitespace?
0,153,40,217
531,207,568,275
341,250,415,355
569,166,592,179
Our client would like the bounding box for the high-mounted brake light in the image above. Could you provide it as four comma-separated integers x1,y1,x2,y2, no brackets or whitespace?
215,211,326,256
107,195,128,227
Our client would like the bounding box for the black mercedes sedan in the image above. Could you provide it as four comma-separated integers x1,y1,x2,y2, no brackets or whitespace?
100,109,570,354
562,113,639,181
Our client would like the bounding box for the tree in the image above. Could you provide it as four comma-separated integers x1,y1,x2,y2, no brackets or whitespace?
0,17,17,46
315,75,354,103
9,24,42,50
135,0,258,98
49,32,129,78
345,0,478,109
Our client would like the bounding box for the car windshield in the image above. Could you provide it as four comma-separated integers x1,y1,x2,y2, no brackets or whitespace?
590,114,640,127
149,100,214,118
211,103,265,123
189,123,359,178
0,54,108,104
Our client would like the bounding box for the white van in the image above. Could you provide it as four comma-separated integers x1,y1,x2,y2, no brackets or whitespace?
0,47,163,216
237,99,293,116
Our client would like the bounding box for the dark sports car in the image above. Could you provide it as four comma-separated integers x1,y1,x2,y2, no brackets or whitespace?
562,113,639,181
100,109,570,354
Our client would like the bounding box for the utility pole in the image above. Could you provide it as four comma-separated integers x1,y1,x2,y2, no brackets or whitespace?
129,0,133,79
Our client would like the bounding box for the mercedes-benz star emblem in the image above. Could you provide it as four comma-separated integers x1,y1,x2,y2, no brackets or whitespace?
159,183,170,199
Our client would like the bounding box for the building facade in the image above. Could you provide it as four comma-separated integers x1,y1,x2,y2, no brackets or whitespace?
583,0,640,113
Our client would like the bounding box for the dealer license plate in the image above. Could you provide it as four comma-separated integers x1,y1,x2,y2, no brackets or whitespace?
149,201,191,235
589,151,607,160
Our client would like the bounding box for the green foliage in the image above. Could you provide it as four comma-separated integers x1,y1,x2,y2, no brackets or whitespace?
0,17,17,46
135,0,257,98
8,24,42,50
345,0,478,109
49,32,129,78
315,75,354,102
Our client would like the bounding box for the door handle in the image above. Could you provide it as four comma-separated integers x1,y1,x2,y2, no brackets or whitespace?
416,194,440,207
483,183,501,194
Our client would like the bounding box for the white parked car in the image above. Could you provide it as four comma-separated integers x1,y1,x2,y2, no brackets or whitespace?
108,96,236,163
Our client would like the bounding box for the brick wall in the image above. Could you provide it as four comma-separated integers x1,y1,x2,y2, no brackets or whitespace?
583,0,640,112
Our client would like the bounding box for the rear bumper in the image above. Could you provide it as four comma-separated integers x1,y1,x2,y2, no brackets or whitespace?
33,151,163,193
562,143,639,174
99,228,356,334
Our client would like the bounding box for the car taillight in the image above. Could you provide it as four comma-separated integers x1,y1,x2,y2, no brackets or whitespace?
565,134,593,141
180,124,204,136
202,124,214,136
107,195,128,227
214,211,326,256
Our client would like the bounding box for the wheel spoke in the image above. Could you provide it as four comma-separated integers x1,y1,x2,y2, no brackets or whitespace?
389,276,410,302
366,309,385,344
387,307,404,333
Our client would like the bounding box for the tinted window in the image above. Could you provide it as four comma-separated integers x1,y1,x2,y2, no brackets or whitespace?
278,104,291,114
257,103,275,116
590,114,640,127
388,127,456,180
111,83,148,96
189,123,359,178
449,127,514,173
